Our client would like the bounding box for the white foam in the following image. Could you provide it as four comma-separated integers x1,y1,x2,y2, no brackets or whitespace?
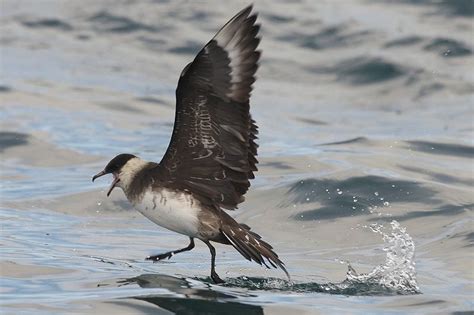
346,220,420,294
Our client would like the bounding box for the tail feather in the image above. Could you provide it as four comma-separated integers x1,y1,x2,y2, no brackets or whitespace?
221,223,290,280
239,223,273,248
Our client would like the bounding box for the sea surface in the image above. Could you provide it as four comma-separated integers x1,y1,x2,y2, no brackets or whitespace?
0,0,473,314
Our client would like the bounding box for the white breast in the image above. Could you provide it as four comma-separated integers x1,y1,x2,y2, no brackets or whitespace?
133,189,201,237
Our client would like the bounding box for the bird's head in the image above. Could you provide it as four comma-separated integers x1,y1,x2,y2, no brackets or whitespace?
92,153,143,196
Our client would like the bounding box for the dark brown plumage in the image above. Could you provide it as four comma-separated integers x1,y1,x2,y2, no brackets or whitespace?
93,5,289,284
158,5,260,210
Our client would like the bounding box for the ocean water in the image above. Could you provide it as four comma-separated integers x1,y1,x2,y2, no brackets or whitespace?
0,0,473,314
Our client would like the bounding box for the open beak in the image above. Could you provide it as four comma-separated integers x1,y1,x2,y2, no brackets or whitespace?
92,170,120,197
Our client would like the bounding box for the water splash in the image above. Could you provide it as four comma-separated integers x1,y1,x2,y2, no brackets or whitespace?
346,220,420,294
218,220,420,296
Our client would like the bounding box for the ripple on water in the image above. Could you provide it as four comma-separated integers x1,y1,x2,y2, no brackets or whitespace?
311,57,406,85
88,11,157,33
0,131,29,152
278,24,373,50
423,38,472,58
286,176,439,221
21,18,73,31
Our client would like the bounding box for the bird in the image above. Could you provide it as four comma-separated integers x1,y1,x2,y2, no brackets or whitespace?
92,5,289,284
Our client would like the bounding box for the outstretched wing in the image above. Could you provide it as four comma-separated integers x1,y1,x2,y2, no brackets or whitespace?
158,6,260,210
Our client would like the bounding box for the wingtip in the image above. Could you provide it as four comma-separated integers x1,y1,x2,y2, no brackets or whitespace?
241,4,254,15
232,4,255,23
245,5,259,23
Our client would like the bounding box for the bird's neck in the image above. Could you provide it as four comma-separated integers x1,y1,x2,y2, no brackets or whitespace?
119,157,151,201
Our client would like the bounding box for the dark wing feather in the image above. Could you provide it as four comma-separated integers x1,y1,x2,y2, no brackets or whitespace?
158,5,260,210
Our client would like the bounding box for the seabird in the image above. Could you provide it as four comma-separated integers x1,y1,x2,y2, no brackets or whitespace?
92,5,289,283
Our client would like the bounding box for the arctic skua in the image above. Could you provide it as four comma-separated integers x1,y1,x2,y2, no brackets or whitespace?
92,5,289,283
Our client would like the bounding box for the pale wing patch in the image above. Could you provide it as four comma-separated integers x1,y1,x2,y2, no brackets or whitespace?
213,7,258,102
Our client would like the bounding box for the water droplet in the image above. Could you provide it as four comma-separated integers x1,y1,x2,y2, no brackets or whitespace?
305,197,310,201
337,191,343,195
97,202,102,206
374,192,379,196
383,201,390,207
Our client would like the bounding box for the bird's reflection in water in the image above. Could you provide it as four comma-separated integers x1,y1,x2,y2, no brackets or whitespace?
117,274,264,315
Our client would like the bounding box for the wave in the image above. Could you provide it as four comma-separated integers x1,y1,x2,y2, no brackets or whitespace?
21,18,73,31
423,38,472,58
311,57,406,85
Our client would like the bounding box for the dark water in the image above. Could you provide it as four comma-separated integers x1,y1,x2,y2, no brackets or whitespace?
1,0,473,314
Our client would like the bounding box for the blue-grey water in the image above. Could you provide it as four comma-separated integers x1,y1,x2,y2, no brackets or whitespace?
1,0,473,314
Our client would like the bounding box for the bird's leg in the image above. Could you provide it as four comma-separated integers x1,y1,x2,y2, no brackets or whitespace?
146,237,195,262
203,240,224,284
